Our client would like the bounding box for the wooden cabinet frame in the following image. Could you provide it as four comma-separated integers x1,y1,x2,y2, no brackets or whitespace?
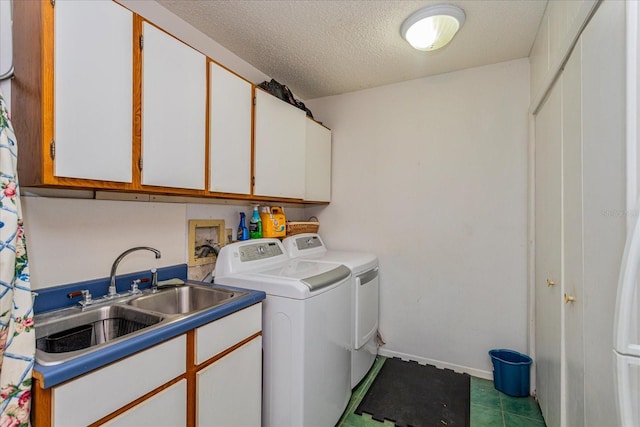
12,0,328,204
13,0,137,192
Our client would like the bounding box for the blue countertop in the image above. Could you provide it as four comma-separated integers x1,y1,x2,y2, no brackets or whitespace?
34,265,266,388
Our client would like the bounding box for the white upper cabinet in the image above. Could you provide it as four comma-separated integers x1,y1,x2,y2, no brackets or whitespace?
141,22,206,190
305,119,331,202
253,90,306,199
209,63,252,195
54,0,132,182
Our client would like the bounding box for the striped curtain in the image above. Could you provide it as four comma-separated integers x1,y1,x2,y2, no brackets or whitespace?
0,90,34,426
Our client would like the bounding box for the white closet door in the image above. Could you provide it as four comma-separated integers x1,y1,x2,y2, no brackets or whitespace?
580,1,626,425
305,119,331,202
254,90,306,199
54,0,132,182
561,37,585,427
209,63,252,194
141,23,206,190
534,79,562,427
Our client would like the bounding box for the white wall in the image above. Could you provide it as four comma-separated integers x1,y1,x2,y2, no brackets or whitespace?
306,59,530,376
22,197,186,289
22,195,306,290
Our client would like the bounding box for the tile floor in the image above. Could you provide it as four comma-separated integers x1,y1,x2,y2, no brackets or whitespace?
337,356,546,427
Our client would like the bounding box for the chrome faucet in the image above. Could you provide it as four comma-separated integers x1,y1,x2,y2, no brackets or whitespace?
109,247,161,298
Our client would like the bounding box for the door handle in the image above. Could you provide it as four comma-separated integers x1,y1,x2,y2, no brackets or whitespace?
564,293,576,304
547,279,556,287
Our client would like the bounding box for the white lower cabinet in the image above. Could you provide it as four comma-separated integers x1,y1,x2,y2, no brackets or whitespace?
196,336,262,426
105,380,187,427
35,303,263,427
51,336,186,427
195,303,262,426
194,301,262,365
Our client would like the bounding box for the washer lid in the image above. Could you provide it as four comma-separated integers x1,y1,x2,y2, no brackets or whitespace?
302,264,350,291
259,260,350,290
216,261,350,298
215,239,352,298
309,250,379,275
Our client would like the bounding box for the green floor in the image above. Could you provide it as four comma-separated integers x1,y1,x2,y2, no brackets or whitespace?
338,357,546,427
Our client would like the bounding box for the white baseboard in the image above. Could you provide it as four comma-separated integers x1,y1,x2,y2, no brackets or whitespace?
377,348,494,381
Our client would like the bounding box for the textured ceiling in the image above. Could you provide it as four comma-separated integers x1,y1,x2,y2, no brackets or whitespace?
157,0,548,100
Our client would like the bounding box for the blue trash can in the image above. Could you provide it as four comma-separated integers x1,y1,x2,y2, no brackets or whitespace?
488,349,532,397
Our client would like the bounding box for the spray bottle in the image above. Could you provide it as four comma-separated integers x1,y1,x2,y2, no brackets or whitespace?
249,205,263,239
237,212,249,241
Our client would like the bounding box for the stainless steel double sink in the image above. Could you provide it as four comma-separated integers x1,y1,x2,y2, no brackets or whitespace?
35,284,248,366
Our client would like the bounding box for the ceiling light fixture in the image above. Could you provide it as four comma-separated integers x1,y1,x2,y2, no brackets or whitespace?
400,4,466,51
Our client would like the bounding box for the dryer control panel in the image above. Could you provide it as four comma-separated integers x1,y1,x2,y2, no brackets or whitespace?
295,235,323,250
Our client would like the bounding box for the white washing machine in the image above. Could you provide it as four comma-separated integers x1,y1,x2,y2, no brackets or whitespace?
214,238,352,427
282,233,379,389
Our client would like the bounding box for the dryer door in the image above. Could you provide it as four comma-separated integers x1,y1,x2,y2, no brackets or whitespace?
355,267,379,349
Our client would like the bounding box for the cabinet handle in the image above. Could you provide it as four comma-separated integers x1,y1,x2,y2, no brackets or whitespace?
564,293,576,304
547,279,556,287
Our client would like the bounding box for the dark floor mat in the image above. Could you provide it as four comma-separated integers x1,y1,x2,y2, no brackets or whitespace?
355,357,470,427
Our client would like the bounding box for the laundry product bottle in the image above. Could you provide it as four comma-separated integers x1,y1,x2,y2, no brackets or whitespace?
249,205,263,239
261,206,275,238
237,212,249,241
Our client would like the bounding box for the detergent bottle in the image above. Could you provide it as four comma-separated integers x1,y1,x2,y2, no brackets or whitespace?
270,206,287,237
249,205,263,239
261,206,287,238
260,207,276,238
237,212,249,241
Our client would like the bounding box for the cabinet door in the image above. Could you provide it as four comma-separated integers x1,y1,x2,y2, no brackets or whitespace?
209,63,252,194
534,79,562,427
305,119,331,202
195,302,261,365
54,0,132,182
141,22,206,190
52,335,185,426
561,37,585,427
196,336,262,427
105,379,187,427
254,90,306,199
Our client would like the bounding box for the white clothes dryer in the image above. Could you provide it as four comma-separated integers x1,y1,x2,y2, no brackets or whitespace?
282,233,379,389
214,238,351,427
